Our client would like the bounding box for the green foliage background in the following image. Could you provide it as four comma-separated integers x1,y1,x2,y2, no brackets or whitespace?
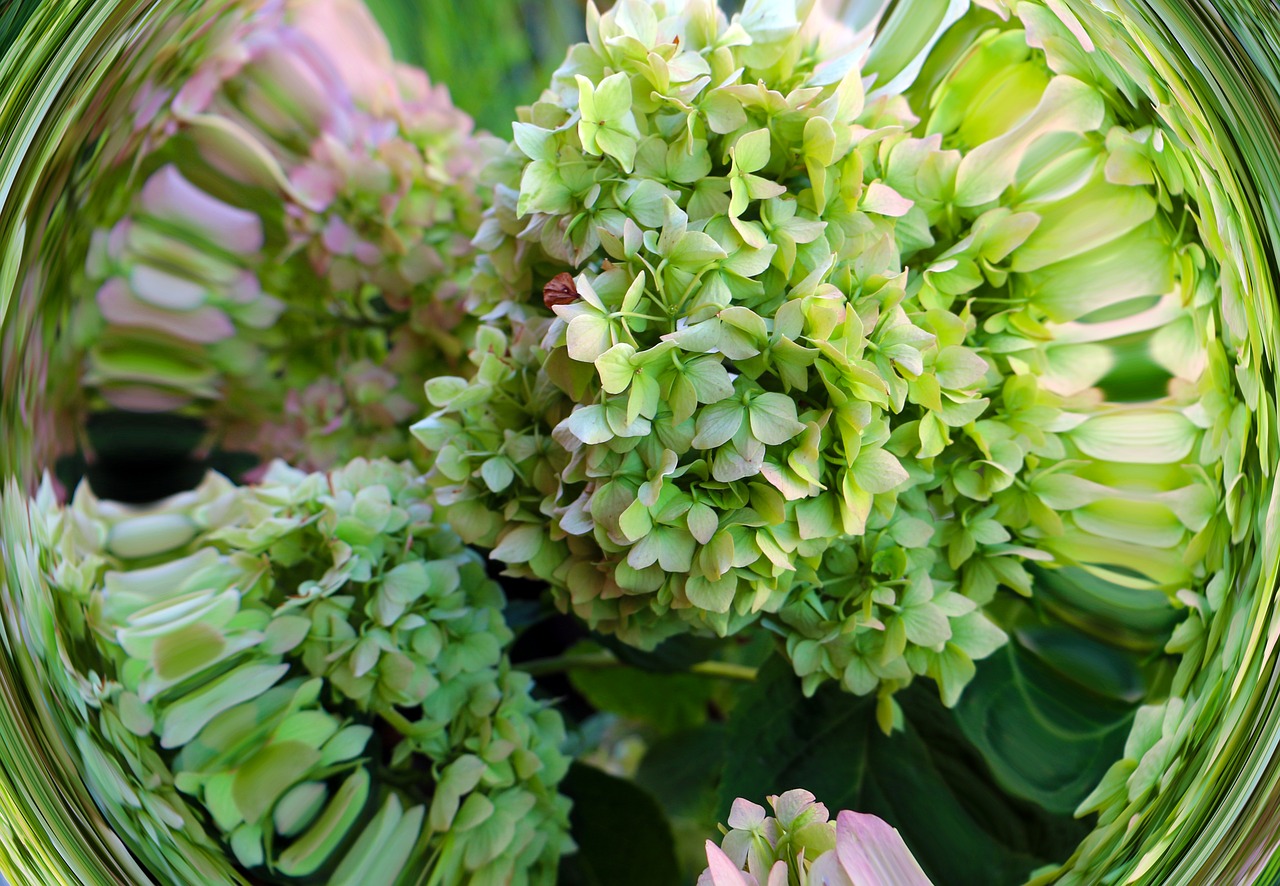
362,0,587,135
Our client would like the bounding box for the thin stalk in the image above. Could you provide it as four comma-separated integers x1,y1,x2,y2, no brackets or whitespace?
516,651,758,681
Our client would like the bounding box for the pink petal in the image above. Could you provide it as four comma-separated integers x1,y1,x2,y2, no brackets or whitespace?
322,216,357,255
290,0,399,110
771,789,818,828
703,841,757,886
808,850,856,886
97,279,234,345
129,265,207,310
835,811,932,886
140,165,264,254
290,163,339,211
727,798,767,830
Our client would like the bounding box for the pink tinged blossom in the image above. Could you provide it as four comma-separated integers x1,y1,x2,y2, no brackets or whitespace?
290,162,339,211
287,0,400,112
238,29,354,142
107,221,131,261
225,270,262,305
834,811,932,886
172,66,222,118
322,216,357,255
701,841,758,886
97,280,234,344
140,165,264,253
128,265,208,310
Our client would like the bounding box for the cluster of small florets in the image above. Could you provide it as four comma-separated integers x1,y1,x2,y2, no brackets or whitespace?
415,0,1222,718
35,459,571,885
700,790,930,886
72,0,497,471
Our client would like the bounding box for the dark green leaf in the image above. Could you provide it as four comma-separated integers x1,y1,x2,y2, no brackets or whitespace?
953,631,1137,815
635,725,726,882
569,667,713,735
558,763,680,886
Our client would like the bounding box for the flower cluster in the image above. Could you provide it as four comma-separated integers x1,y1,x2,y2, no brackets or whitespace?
416,0,1002,694
30,459,571,885
700,790,931,886
72,0,497,471
414,0,1226,718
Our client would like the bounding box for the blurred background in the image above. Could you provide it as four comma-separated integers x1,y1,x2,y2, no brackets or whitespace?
364,0,586,135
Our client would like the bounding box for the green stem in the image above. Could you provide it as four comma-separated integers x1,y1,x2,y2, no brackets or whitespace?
516,652,758,682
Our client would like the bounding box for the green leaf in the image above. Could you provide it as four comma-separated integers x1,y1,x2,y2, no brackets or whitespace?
953,76,1105,207
619,498,654,542
570,663,714,735
567,314,615,363
635,725,727,878
558,763,680,886
480,457,515,493
491,524,544,563
519,160,573,215
954,631,1138,815
683,356,734,405
667,230,727,267
597,127,639,173
590,631,731,675
512,122,556,161
718,658,1091,886
1069,410,1197,464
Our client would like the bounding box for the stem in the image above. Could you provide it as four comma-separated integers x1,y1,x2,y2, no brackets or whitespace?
516,651,758,681
688,660,759,681
519,652,618,675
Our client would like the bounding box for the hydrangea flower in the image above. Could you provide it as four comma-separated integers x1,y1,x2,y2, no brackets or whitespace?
700,790,931,886
414,0,1229,723
7,458,571,885
69,0,498,471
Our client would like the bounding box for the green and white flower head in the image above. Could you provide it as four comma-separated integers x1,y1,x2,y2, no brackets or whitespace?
415,0,1232,724
417,0,1004,696
68,0,498,471
700,790,932,886
10,458,571,885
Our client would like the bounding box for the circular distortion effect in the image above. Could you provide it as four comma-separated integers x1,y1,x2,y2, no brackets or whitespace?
1,1,1279,885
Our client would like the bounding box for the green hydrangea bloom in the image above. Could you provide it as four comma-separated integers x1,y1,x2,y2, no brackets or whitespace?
417,0,999,680
415,0,1228,722
8,458,571,885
